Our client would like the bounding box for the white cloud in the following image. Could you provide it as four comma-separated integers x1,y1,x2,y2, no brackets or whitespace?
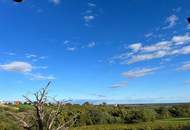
84,15,95,23
63,40,70,45
83,2,99,26
128,43,142,52
179,45,190,54
128,50,168,64
142,41,171,52
26,54,48,62
122,67,159,78
128,41,171,53
177,61,190,71
0,61,32,73
88,2,96,7
91,93,106,98
110,81,128,89
49,0,60,5
172,34,190,45
39,56,48,60
145,33,153,38
163,15,178,29
26,54,37,59
112,33,190,64
171,45,190,55
0,61,54,81
87,42,96,48
29,73,55,81
66,47,76,51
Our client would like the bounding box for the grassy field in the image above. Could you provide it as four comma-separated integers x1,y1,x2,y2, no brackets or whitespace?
70,118,190,130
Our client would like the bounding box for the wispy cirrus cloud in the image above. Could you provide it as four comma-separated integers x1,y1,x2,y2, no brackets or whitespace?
122,67,159,78
83,2,99,26
66,47,76,52
112,33,190,64
87,41,96,48
63,39,96,51
25,53,48,62
128,43,142,52
145,33,153,38
110,81,128,89
162,14,179,29
88,2,96,7
177,61,190,71
172,34,190,45
84,15,95,23
91,93,106,98
28,73,55,81
63,40,70,45
26,54,37,59
49,0,61,5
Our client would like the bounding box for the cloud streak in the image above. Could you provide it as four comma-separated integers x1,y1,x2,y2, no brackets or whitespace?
122,67,159,78
25,53,48,62
112,33,190,64
87,42,96,48
28,73,55,80
83,2,99,26
110,81,128,88
66,47,76,51
84,15,95,23
163,14,178,29
177,61,190,71
49,0,61,5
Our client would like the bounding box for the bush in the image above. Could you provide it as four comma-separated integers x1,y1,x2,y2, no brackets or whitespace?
18,104,33,112
124,108,156,123
156,106,171,119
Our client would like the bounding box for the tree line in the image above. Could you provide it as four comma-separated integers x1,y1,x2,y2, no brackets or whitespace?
1,82,190,129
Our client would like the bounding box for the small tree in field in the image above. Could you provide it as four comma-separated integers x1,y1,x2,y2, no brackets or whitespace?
9,81,77,130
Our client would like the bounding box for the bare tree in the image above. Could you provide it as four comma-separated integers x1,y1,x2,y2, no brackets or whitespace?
8,81,78,130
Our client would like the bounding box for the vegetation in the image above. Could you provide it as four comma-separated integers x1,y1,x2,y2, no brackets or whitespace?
70,118,190,130
1,103,190,130
0,82,77,130
1,82,190,130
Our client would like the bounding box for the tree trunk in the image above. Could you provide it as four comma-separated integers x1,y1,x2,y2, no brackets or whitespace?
38,120,43,130
36,107,44,130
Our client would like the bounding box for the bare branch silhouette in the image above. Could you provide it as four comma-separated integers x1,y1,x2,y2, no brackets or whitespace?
8,81,77,130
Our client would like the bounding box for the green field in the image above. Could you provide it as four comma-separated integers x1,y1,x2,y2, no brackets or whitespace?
70,118,190,130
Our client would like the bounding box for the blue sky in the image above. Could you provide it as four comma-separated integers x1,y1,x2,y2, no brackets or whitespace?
0,0,190,104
